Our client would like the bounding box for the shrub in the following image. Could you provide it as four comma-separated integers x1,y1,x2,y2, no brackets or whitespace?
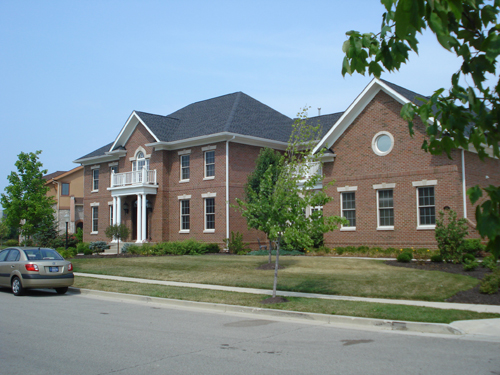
334,247,345,255
75,227,83,242
430,254,443,263
204,243,220,253
76,242,90,254
397,252,412,263
461,238,485,256
462,253,476,262
89,241,108,253
224,231,251,255
435,209,468,263
479,270,500,294
356,246,370,253
121,243,132,254
5,239,18,246
482,256,498,271
125,244,142,255
67,247,77,257
462,258,479,271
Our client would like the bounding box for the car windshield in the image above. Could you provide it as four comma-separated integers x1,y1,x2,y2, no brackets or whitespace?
23,249,64,261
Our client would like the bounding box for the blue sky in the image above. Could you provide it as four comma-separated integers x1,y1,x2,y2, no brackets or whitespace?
0,0,464,198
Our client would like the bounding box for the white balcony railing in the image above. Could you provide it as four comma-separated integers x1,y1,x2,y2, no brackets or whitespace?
111,169,157,188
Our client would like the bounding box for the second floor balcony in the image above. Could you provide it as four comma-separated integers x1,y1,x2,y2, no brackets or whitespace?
111,169,157,188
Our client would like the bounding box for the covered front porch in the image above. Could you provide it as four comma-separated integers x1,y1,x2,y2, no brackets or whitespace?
108,169,158,243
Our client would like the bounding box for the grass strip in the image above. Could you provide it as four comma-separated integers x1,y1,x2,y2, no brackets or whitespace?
73,276,500,324
71,256,478,301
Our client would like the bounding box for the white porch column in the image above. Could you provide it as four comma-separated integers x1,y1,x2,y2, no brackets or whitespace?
116,196,122,225
112,197,117,225
141,194,147,241
136,194,142,243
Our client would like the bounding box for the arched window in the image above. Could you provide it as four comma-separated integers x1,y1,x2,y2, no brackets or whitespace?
132,150,150,171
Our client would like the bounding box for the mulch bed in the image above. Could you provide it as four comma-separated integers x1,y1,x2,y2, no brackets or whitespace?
385,260,500,306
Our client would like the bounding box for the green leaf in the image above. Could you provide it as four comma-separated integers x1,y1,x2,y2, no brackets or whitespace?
368,61,383,77
467,185,483,205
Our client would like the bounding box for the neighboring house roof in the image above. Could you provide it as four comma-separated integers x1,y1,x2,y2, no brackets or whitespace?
379,79,430,106
44,166,84,185
43,171,66,180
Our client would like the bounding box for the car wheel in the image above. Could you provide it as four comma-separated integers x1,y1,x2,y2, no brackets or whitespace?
11,277,24,296
55,287,68,295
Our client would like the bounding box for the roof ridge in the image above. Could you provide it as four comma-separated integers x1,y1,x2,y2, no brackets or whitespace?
224,92,242,132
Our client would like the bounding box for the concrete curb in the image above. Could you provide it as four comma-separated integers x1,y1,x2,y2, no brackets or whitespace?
69,287,464,336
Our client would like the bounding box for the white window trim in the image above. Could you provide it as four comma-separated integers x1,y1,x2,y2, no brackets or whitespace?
202,145,216,151
129,146,151,161
177,149,191,155
178,194,192,200
337,186,358,192
109,205,113,226
201,192,216,198
416,185,437,230
340,191,356,231
376,189,394,230
412,180,438,187
179,199,190,233
91,205,99,234
91,167,100,192
180,154,190,183
373,183,396,190
204,150,216,179
372,131,394,156
204,197,215,233
108,162,118,167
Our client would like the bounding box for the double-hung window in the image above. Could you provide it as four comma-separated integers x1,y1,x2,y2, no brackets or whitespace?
412,180,438,229
204,197,215,231
92,168,99,191
417,187,436,227
337,186,357,230
91,206,99,233
180,200,190,231
341,192,356,228
205,151,215,178
180,155,190,181
377,189,394,229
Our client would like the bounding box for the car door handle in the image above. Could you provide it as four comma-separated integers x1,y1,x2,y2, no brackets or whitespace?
10,265,15,268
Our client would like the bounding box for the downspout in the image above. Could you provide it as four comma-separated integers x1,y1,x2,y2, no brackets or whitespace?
226,136,236,248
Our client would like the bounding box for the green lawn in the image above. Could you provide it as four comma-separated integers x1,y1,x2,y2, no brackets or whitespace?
71,255,479,302
74,276,499,324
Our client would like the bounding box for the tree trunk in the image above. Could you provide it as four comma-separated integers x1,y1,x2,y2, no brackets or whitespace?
117,237,120,255
272,235,281,298
268,239,273,264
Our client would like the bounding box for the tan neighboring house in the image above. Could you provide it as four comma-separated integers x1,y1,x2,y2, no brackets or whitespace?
44,166,84,235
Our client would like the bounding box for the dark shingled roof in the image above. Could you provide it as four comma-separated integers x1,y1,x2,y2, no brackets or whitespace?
43,171,66,180
305,112,344,137
78,142,114,160
381,79,430,106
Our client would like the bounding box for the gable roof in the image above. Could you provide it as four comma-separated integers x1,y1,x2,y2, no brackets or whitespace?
313,78,428,153
43,171,66,180
44,166,83,184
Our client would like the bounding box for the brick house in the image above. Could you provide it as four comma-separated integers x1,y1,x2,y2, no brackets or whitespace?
74,78,499,249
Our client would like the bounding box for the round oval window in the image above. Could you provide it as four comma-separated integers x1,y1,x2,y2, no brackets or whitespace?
376,135,391,153
372,131,394,156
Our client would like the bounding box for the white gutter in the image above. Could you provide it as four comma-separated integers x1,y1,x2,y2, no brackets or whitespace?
226,136,236,245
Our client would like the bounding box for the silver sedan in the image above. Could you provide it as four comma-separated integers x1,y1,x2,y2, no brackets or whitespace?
0,247,74,296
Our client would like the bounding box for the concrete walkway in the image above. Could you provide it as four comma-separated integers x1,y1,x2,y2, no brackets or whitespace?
74,272,500,338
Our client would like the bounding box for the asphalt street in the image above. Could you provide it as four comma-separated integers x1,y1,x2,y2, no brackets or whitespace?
1,288,499,375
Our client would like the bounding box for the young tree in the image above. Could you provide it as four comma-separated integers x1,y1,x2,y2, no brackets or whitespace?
341,0,500,258
242,147,283,263
105,224,130,254
1,151,56,242
238,108,346,299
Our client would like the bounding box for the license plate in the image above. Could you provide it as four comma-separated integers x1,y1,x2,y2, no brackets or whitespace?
49,267,59,272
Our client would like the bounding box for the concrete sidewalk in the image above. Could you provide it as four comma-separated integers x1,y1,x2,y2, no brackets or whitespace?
74,272,500,338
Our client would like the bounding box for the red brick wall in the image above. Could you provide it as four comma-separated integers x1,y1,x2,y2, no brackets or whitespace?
322,91,464,249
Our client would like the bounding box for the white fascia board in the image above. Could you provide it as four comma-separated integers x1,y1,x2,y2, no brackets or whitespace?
313,78,413,154
110,111,160,153
73,154,121,165
146,132,289,151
